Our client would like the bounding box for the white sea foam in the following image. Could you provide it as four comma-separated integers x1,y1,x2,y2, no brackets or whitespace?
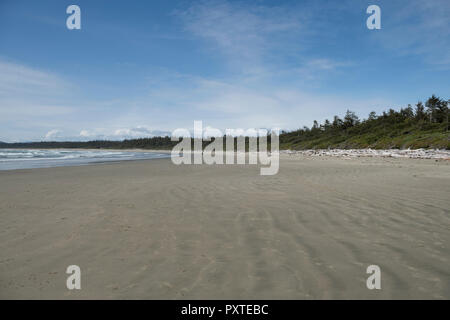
0,149,169,170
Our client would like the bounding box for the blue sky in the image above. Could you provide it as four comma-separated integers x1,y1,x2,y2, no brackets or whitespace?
0,0,449,142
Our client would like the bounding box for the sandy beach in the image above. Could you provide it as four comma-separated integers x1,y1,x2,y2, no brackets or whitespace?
0,155,449,299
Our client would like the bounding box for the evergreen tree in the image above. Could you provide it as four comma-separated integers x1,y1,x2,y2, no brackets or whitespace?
343,110,359,128
415,102,426,120
332,115,343,129
426,95,440,122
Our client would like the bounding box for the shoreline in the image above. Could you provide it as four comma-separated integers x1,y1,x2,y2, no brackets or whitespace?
0,149,172,172
0,147,173,154
1,146,449,160
1,148,449,172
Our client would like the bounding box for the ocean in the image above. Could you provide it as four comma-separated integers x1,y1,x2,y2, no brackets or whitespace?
0,149,170,170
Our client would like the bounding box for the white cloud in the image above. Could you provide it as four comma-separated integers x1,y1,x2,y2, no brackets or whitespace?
142,72,394,131
114,126,155,137
178,0,305,73
0,59,71,96
76,127,171,141
44,129,61,140
79,130,91,137
0,59,74,118
0,59,80,141
303,59,352,71
174,0,354,96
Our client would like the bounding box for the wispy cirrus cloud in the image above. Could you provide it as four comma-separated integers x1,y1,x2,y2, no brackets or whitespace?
177,0,308,74
166,1,365,128
0,58,78,141
374,0,450,68
0,58,74,117
0,58,71,96
0,59,169,141
139,69,393,131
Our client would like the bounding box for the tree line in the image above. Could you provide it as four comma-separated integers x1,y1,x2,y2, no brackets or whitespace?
280,95,449,149
1,95,448,150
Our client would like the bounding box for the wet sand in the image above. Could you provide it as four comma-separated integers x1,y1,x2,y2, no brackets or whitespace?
0,155,449,299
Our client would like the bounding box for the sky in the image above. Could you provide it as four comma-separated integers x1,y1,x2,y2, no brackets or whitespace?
0,0,449,142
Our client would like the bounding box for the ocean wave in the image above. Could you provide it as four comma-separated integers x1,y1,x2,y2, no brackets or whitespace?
0,149,169,170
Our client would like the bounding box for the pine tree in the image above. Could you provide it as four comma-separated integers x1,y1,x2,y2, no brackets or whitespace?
344,110,359,128
426,95,440,122
368,111,377,121
415,101,426,120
